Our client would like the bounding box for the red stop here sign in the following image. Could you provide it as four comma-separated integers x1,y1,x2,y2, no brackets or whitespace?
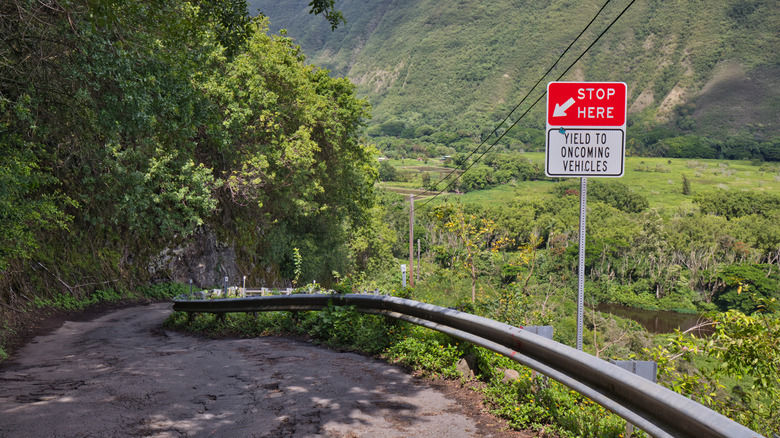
547,82,626,127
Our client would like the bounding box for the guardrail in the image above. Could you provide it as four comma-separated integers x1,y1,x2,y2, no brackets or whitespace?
171,293,763,438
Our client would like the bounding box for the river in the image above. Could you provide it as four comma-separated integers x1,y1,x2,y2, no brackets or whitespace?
595,303,710,334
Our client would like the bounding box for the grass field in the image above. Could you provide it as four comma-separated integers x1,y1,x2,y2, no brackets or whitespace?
527,153,780,212
381,154,780,213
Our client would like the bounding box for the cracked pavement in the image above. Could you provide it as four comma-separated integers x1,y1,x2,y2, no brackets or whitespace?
0,303,522,437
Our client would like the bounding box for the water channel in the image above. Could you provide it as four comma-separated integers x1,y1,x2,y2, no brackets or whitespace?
595,303,709,334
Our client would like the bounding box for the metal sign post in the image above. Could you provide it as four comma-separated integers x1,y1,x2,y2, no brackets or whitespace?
577,178,587,351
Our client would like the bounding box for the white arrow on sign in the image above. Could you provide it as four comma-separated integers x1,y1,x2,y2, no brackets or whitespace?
553,97,576,117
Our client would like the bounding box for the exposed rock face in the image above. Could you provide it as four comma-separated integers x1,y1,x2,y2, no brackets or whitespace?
150,228,240,289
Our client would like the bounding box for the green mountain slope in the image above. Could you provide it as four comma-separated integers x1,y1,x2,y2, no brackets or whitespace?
250,0,779,138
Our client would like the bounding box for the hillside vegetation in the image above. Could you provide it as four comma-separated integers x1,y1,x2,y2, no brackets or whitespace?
2,1,779,435
252,0,779,140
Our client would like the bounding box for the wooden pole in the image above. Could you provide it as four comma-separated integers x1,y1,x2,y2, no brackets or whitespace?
409,194,414,287
417,239,421,283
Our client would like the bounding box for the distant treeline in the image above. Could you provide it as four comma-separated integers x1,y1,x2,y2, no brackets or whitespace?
369,118,780,163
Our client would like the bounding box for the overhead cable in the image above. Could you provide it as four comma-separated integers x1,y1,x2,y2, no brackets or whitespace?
418,0,638,211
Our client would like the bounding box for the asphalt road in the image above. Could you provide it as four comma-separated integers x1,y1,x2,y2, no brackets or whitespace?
0,303,526,438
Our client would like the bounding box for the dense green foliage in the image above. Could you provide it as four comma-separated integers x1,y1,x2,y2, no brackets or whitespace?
551,179,649,213
0,0,375,298
453,153,545,192
195,19,376,282
650,299,780,436
30,282,187,312
2,0,219,285
377,160,399,181
695,190,780,219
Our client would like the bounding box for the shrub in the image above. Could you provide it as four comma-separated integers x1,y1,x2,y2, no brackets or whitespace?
385,326,462,378
140,282,190,300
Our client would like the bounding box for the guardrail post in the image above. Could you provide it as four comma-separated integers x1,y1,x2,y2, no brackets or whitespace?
609,360,657,383
524,325,553,339
610,360,658,437
525,326,553,381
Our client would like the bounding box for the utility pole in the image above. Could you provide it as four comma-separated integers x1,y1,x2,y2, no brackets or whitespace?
417,238,421,284
409,194,414,287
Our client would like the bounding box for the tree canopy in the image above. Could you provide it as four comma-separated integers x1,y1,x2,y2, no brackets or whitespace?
0,0,374,290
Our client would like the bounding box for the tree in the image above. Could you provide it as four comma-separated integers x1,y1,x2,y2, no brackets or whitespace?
431,203,512,302
682,174,691,195
196,0,255,58
665,213,737,301
629,210,677,299
196,19,375,282
650,300,780,436
713,264,780,313
733,213,780,267
1,0,222,281
305,0,346,29
0,137,71,271
420,172,431,189
459,165,492,192
346,204,395,273
694,190,780,219
414,125,436,137
552,180,649,213
379,120,406,137
579,202,639,282
378,160,399,182
661,136,716,159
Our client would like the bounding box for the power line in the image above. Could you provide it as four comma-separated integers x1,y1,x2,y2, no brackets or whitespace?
430,0,615,184
418,0,638,211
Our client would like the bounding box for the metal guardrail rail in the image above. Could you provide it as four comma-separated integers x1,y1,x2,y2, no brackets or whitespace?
171,293,764,438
